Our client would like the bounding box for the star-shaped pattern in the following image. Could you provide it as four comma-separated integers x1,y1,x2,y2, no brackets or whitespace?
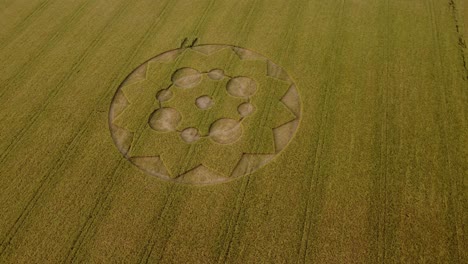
111,47,297,179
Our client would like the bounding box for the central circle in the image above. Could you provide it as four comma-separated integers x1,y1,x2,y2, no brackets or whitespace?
195,95,214,110
181,127,200,143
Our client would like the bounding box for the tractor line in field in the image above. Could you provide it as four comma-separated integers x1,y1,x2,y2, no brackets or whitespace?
211,0,282,262
0,119,89,259
0,0,166,177
0,0,133,167
0,0,94,99
373,0,390,261
449,0,468,80
377,0,390,261
138,184,180,264
221,99,276,262
143,137,209,263
138,103,206,263
61,1,180,262
63,158,128,263
297,0,347,262
0,0,133,257
0,0,55,51
0,0,97,163
217,0,311,260
0,0,136,258
427,0,461,261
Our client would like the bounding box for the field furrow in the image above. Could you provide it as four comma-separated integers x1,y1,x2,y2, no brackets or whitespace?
0,0,94,90
0,0,54,50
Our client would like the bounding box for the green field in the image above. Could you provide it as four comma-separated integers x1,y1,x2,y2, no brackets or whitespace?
0,0,466,263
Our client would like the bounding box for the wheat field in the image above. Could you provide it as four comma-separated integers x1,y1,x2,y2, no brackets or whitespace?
0,0,466,263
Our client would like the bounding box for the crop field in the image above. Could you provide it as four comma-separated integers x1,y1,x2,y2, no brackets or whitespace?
0,0,467,263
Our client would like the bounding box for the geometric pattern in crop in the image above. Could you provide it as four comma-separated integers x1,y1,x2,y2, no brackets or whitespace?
109,45,301,185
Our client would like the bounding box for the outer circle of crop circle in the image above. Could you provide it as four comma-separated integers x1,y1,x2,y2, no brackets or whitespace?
109,44,302,185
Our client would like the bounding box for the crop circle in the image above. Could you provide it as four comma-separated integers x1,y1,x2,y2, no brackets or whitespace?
148,108,181,132
172,67,202,88
226,77,257,98
180,127,200,143
237,102,255,117
209,118,243,144
195,95,214,110
109,44,301,185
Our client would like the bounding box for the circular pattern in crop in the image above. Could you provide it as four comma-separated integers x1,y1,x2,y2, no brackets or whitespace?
109,44,301,185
